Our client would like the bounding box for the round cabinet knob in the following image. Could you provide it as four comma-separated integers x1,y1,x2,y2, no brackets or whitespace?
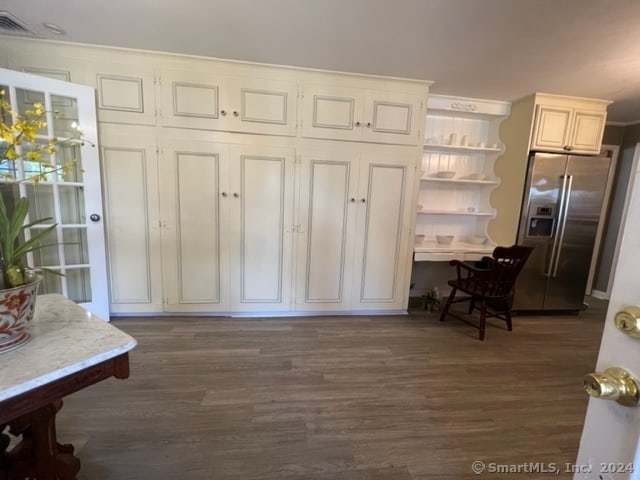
366,122,372,128
221,192,228,197
89,213,101,222
350,198,356,203
583,367,639,407
615,306,640,338
563,145,572,151
233,193,240,198
354,121,361,127
360,198,366,203
220,110,227,116
233,110,239,117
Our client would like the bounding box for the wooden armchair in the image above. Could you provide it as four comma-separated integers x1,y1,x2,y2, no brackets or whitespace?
439,245,534,340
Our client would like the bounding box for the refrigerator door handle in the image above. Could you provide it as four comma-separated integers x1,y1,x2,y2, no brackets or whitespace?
552,174,573,278
545,174,569,277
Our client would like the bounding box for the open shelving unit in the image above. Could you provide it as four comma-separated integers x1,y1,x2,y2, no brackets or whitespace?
414,94,511,262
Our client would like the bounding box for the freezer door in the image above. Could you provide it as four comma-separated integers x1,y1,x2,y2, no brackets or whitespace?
514,153,567,310
543,155,610,310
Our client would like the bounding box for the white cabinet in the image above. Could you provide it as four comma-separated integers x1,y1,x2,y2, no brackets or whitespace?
296,149,414,311
99,127,163,313
301,84,423,145
158,139,295,313
415,95,511,262
159,67,298,136
530,95,609,154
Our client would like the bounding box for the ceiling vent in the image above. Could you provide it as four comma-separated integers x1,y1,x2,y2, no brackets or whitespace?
0,12,36,36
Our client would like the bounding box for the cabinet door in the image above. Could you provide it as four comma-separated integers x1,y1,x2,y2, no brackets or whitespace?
226,76,298,136
295,152,359,311
362,90,422,145
159,68,226,131
569,109,606,153
229,145,295,312
100,131,163,314
90,62,157,126
158,140,231,312
301,85,363,141
351,154,413,310
531,105,572,151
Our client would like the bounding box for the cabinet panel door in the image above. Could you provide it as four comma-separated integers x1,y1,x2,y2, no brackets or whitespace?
531,105,572,151
89,62,157,126
101,133,163,314
159,140,231,312
159,68,226,131
569,110,606,153
295,153,358,310
352,155,413,310
363,90,421,145
229,145,295,311
227,76,298,136
301,85,362,141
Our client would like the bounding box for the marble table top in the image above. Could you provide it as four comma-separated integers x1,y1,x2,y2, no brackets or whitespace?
0,294,137,402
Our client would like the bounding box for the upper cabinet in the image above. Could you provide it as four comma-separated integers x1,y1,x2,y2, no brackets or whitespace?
159,67,298,136
530,94,610,154
301,84,423,145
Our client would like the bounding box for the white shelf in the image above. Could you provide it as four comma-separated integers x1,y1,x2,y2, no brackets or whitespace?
413,241,495,262
423,144,502,154
418,209,494,216
420,177,499,185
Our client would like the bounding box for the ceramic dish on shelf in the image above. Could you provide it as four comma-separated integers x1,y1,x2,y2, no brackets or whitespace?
436,171,456,179
467,235,486,245
467,173,486,181
415,234,426,244
436,235,454,245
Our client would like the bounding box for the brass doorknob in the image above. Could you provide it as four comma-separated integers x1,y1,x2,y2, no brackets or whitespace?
583,367,639,407
614,306,640,338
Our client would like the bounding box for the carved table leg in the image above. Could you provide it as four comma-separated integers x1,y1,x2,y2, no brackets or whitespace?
0,400,80,480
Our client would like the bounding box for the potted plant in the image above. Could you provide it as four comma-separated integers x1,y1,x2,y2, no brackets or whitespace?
0,89,85,353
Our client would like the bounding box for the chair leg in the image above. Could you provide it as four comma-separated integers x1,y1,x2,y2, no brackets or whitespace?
479,300,487,341
505,310,513,331
440,288,457,322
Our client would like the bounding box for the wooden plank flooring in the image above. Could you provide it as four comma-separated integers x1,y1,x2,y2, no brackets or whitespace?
58,298,608,479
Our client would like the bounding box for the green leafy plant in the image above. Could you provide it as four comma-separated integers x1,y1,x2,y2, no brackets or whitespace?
0,89,88,288
422,287,442,312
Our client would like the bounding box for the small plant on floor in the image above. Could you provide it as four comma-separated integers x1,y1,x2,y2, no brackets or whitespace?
422,287,441,312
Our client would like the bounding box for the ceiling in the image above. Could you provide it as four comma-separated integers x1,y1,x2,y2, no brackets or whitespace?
2,0,640,123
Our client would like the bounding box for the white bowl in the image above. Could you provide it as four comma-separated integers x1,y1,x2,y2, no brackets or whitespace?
436,235,454,245
467,173,486,180
437,171,456,179
467,235,486,245
415,234,426,244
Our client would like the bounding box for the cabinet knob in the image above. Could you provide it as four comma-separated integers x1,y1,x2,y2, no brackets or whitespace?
350,198,356,203
233,110,239,117
221,192,228,197
360,198,366,203
366,122,372,128
89,213,101,222
220,110,227,116
355,121,361,127
233,192,240,198
563,145,572,151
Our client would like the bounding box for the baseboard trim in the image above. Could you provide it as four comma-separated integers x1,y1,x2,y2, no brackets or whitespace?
590,289,609,300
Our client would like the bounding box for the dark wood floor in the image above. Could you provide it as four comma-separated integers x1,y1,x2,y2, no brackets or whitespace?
58,298,608,479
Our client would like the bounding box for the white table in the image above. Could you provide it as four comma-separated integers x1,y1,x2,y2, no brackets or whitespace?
0,294,137,480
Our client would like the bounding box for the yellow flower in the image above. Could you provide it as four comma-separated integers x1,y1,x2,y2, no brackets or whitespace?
26,151,41,161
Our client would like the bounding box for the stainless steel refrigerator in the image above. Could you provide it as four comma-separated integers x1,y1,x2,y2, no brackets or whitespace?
513,152,611,311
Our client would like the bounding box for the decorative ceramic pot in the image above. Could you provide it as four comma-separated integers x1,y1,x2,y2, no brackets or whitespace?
0,275,42,354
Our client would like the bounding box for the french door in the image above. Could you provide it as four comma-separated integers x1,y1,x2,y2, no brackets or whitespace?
0,67,109,319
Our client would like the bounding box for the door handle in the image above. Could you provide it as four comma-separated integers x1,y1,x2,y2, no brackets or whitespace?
552,174,573,277
615,306,640,338
583,367,639,407
545,174,568,277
